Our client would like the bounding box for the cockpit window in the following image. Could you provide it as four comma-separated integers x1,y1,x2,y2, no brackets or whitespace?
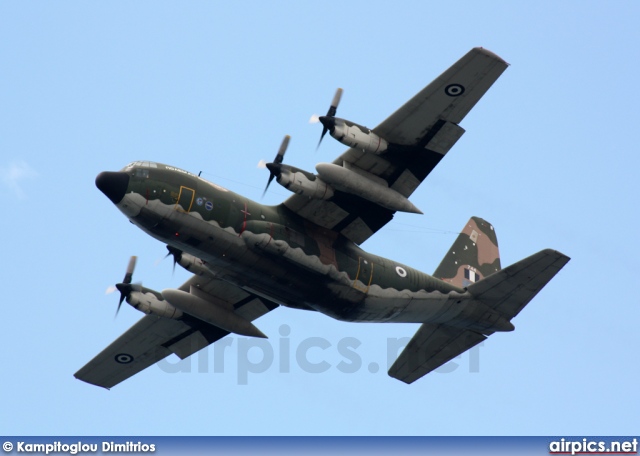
122,161,159,173
135,168,150,178
124,161,158,169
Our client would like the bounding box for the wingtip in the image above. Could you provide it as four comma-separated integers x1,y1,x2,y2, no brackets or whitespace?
473,47,509,66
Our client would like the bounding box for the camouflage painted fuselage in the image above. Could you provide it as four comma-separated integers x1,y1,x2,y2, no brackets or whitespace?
109,161,502,330
77,48,571,388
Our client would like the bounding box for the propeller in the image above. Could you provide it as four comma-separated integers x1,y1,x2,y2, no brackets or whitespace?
312,88,343,149
260,135,290,197
163,245,183,275
106,256,140,317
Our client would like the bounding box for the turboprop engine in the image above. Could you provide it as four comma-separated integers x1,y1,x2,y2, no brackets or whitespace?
268,162,421,213
259,136,421,212
128,289,183,319
164,245,211,277
314,88,389,154
318,117,388,154
107,256,266,337
266,163,334,200
260,135,335,200
107,256,182,319
259,95,419,213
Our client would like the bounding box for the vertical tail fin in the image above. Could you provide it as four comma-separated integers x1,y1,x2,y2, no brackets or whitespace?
433,216,501,288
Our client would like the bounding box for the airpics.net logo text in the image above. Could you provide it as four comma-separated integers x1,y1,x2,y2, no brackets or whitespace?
154,324,484,384
549,438,638,455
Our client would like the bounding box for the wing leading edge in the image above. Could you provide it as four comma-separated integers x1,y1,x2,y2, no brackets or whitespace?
284,48,509,244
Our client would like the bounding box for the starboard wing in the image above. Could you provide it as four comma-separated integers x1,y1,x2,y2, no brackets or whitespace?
283,48,508,244
75,276,278,389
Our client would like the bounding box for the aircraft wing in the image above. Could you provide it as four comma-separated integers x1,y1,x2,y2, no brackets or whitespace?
74,276,278,389
284,48,508,244
388,323,487,384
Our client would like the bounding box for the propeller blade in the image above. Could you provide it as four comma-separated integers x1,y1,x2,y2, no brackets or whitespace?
110,256,137,318
317,88,343,149
115,282,132,317
123,256,137,284
116,293,126,316
263,173,276,197
274,135,290,165
326,87,343,117
317,126,329,150
165,245,183,276
262,135,290,197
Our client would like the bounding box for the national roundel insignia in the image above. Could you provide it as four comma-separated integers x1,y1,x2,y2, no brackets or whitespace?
205,201,213,211
196,197,203,206
114,353,134,364
444,84,465,97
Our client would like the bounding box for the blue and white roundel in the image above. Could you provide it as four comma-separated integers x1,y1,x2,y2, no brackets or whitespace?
205,201,213,211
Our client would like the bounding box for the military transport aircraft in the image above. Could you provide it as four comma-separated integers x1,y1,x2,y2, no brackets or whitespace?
75,47,569,388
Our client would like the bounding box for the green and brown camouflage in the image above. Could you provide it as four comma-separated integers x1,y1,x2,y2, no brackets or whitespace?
99,160,558,332
77,48,570,388
434,216,501,288
110,161,464,306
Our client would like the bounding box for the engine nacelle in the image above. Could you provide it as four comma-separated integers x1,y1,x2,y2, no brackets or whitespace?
329,118,388,154
276,165,335,200
128,290,183,319
176,251,211,277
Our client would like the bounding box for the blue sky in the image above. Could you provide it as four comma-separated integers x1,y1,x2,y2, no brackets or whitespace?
1,1,638,436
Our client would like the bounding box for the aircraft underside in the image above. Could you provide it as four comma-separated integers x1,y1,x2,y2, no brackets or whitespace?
75,48,569,388
122,192,513,334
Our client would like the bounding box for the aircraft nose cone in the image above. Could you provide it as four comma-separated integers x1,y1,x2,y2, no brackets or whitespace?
96,171,130,204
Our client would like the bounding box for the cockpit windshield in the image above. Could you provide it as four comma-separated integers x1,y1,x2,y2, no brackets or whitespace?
121,161,159,171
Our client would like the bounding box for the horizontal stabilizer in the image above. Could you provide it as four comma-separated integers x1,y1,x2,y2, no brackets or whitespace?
467,248,570,319
388,324,486,384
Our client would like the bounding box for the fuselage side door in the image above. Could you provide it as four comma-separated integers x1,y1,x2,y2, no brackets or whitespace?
176,186,195,212
353,256,374,293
